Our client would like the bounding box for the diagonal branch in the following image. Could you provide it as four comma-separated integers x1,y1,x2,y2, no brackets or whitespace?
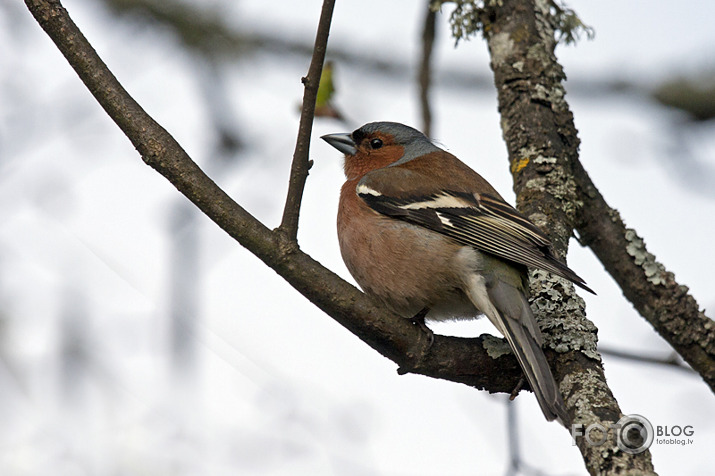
278,0,336,241
572,160,715,391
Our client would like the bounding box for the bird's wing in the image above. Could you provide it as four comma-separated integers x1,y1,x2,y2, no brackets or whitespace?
357,168,594,294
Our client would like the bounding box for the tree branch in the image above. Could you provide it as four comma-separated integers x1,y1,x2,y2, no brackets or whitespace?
278,0,336,241
572,159,715,391
479,0,655,473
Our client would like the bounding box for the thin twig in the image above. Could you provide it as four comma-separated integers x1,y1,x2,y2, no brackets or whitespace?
418,2,437,137
278,0,336,241
599,346,695,373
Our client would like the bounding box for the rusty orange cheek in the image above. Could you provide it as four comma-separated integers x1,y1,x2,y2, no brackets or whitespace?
344,145,405,179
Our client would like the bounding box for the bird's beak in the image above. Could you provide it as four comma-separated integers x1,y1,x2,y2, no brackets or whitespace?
321,132,357,156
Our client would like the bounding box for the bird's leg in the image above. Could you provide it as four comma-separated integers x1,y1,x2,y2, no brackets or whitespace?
410,307,434,348
509,376,526,401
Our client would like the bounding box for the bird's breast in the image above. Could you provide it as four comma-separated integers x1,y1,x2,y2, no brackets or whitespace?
338,183,479,320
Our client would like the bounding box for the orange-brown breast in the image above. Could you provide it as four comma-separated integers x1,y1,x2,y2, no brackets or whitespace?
338,177,477,319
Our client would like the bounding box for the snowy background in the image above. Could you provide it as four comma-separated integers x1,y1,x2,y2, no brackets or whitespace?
1,0,714,474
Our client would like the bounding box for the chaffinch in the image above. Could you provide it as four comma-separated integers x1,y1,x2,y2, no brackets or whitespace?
322,121,593,424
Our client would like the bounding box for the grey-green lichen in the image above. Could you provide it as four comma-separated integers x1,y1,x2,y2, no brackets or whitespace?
489,31,516,67
625,228,668,286
561,367,614,424
545,0,595,45
527,211,572,258
559,368,616,434
530,269,600,360
525,162,580,195
434,0,491,44
517,147,570,175
561,366,656,475
433,0,593,46
526,211,550,230
533,81,568,109
608,206,623,222
523,166,582,229
532,153,558,169
482,333,513,359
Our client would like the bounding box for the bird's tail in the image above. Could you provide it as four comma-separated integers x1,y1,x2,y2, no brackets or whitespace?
465,276,570,425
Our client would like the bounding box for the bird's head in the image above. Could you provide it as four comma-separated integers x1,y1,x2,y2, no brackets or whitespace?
322,121,440,180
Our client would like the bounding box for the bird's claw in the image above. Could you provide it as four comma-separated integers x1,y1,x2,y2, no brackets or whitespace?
410,307,434,348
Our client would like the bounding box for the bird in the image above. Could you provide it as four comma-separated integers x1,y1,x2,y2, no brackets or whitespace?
322,121,594,424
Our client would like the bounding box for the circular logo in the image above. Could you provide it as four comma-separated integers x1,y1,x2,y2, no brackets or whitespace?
616,414,654,454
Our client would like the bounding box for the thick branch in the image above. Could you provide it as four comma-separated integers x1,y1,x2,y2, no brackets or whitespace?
480,0,655,474
24,0,536,400
278,0,336,241
572,160,715,391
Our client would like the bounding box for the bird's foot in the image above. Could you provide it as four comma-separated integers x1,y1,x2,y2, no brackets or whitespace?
410,307,434,348
397,308,434,375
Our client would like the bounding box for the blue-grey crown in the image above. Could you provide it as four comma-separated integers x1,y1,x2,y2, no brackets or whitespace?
357,122,441,164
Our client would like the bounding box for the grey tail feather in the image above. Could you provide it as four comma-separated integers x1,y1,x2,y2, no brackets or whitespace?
503,316,571,425
488,283,571,425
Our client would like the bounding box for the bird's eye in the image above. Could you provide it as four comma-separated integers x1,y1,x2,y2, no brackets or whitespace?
370,138,383,149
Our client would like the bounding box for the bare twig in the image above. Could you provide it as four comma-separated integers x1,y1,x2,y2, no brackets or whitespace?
278,0,336,241
418,2,437,137
599,346,695,374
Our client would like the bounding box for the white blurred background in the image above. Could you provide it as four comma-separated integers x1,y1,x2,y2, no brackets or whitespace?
1,0,714,474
